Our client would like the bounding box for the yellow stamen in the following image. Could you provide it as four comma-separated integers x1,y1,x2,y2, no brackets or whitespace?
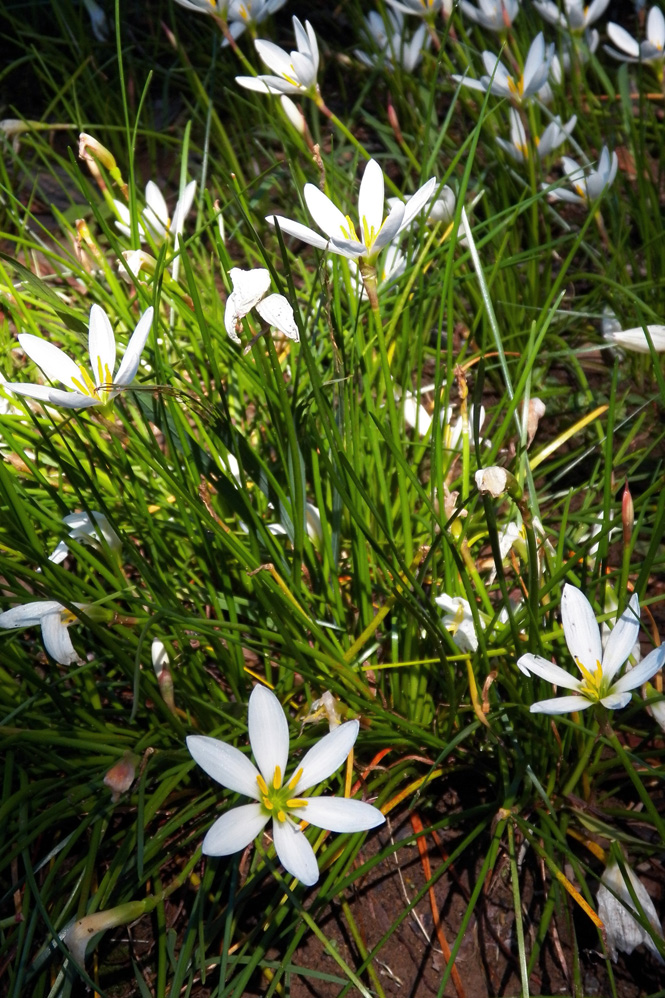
72,366,99,399
577,658,603,698
256,773,269,796
286,798,308,809
273,765,282,790
263,798,274,810
340,215,359,242
287,767,303,791
276,810,287,822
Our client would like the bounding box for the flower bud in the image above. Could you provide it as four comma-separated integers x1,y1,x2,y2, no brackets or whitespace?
475,466,522,500
103,753,138,801
622,481,634,548
78,133,117,173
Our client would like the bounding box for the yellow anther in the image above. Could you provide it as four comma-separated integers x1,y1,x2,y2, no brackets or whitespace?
256,773,269,796
72,366,99,399
60,610,77,625
287,767,303,791
286,798,308,809
276,810,287,822
273,765,282,790
263,798,274,810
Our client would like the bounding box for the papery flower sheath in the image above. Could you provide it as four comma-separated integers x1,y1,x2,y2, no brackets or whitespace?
518,584,665,713
5,305,154,411
187,685,385,885
266,159,436,264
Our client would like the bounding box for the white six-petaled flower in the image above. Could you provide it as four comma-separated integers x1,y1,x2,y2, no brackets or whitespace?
225,268,299,344
224,0,287,44
49,511,122,566
606,7,665,67
113,180,196,247
496,108,577,162
459,0,521,32
452,32,554,103
187,685,385,885
5,305,154,412
267,159,436,264
0,600,86,665
533,0,609,31
236,17,320,98
517,584,665,714
355,9,430,73
545,146,618,205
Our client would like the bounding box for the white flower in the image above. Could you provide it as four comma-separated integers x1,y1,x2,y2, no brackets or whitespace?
533,0,610,31
267,159,436,264
388,185,456,227
82,0,108,40
496,108,576,162
224,0,288,44
152,638,169,678
5,305,154,411
452,32,554,102
174,0,229,14
49,511,121,565
517,584,665,713
435,594,480,652
385,0,451,16
606,7,665,65
236,17,320,98
597,859,664,961
459,0,520,31
603,324,665,353
355,10,430,72
113,180,196,246
187,685,385,885
475,465,515,498
0,600,86,665
545,146,618,205
225,268,299,344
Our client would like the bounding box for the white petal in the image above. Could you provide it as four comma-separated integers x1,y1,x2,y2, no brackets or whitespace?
113,308,154,388
171,180,197,238
648,7,665,47
201,802,268,856
87,305,116,392
228,267,271,315
0,601,65,628
561,584,602,672
530,695,593,714
248,685,290,785
266,215,330,251
255,294,299,341
145,181,169,229
236,75,284,94
602,593,640,685
611,645,665,694
607,22,640,58
400,176,437,233
304,184,353,242
598,861,665,960
17,334,82,390
41,610,81,665
608,326,665,354
186,735,261,797
292,796,385,832
357,160,385,246
291,719,359,794
255,38,293,78
517,653,583,691
272,818,319,885
599,691,633,710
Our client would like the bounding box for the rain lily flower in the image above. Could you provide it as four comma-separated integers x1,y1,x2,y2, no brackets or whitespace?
5,305,154,412
224,0,288,44
187,685,385,885
475,465,521,499
0,600,86,665
225,268,299,344
606,7,665,67
385,0,451,17
355,10,430,72
267,159,436,265
459,0,520,31
436,593,510,653
49,511,122,566
533,0,610,31
452,32,554,102
174,0,229,14
545,146,618,205
388,185,456,227
517,584,665,713
603,323,665,353
236,17,320,99
496,108,577,162
113,180,196,247
597,859,665,961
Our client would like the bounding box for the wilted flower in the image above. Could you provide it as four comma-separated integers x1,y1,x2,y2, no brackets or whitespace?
0,599,87,665
5,305,154,412
452,32,554,103
459,0,520,31
517,584,665,713
533,0,610,31
267,159,436,265
236,17,321,99
606,7,665,68
496,108,577,162
355,9,430,72
187,685,385,885
224,268,299,344
545,146,618,205
597,859,665,961
476,466,521,499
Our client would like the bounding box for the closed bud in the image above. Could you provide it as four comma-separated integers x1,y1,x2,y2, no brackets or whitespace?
103,753,138,801
387,101,403,144
622,481,634,547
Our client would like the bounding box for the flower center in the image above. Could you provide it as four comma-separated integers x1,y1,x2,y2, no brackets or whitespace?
256,765,308,823
576,658,604,700
71,360,113,403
